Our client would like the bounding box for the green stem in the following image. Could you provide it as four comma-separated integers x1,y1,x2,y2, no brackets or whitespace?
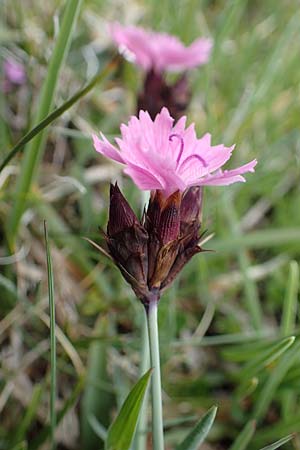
134,310,150,450
147,300,164,450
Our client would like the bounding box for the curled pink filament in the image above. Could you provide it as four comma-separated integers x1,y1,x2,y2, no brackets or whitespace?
169,133,185,165
178,153,208,171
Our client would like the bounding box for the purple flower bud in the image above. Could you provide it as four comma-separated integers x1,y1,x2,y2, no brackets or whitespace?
106,183,149,302
158,190,181,244
107,183,138,236
98,184,206,304
138,71,190,120
180,186,203,235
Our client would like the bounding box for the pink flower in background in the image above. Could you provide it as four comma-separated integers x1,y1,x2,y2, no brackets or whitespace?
111,23,212,73
93,107,257,196
4,58,26,85
3,57,26,92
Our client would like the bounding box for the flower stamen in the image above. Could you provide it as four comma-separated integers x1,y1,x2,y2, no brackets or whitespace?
169,133,185,165
178,154,208,171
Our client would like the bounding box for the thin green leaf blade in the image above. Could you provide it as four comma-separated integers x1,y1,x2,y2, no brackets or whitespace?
87,414,107,441
7,0,83,246
228,420,256,450
252,341,300,421
105,369,152,450
44,221,57,450
30,378,85,450
280,261,299,337
0,56,118,173
238,336,295,380
81,318,114,448
12,385,43,447
259,434,294,450
176,406,218,450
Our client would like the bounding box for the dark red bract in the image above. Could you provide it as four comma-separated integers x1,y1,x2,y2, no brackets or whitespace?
103,183,204,308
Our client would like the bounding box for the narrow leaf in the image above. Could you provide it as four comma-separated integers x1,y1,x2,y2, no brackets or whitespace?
30,377,84,450
259,434,294,450
228,420,256,450
176,406,217,450
81,318,113,448
280,261,299,336
88,414,107,441
44,221,57,450
7,0,82,245
238,336,295,380
12,384,43,446
0,56,118,173
105,369,152,450
253,341,300,421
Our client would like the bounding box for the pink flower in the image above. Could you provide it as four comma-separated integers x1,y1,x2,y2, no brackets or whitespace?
111,23,212,73
93,108,257,197
4,58,26,85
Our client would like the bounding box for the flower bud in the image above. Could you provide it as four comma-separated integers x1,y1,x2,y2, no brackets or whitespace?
158,190,181,244
107,183,138,236
106,183,149,301
137,70,191,121
180,186,203,235
161,187,204,290
145,190,181,289
98,185,204,306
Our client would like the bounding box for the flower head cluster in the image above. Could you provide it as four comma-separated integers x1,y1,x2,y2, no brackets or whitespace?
93,108,256,304
111,23,213,119
93,107,257,197
111,23,212,73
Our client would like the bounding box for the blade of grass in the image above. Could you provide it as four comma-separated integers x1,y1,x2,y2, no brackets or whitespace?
280,261,299,337
105,369,152,450
280,261,299,422
29,377,85,450
222,192,262,330
11,384,43,446
235,337,295,399
211,228,300,253
81,318,114,449
88,415,108,441
228,420,256,450
0,56,118,173
252,340,300,422
176,406,218,450
252,414,300,448
238,336,295,380
223,10,300,143
259,434,294,450
44,221,57,450
35,200,113,299
7,0,82,247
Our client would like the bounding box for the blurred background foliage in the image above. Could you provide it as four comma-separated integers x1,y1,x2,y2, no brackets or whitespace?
0,0,300,449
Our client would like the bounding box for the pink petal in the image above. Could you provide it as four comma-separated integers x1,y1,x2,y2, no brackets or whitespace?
93,133,125,164
110,23,153,70
124,165,163,190
198,144,236,174
172,115,187,134
153,107,174,150
110,23,212,73
197,159,257,186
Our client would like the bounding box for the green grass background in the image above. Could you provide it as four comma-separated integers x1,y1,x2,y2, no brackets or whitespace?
1,0,300,449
